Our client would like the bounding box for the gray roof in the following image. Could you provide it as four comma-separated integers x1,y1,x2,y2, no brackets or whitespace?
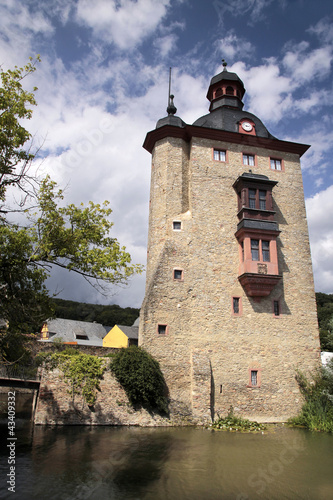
193,107,276,139
210,69,245,88
156,114,186,129
41,318,106,346
116,325,139,340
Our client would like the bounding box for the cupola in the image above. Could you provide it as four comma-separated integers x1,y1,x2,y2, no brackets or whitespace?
206,60,245,112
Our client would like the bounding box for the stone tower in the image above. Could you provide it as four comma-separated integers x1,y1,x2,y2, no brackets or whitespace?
139,62,321,423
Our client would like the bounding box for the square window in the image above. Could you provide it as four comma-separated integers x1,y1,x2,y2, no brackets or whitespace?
173,221,181,230
213,149,226,162
243,154,255,166
173,269,183,280
270,158,282,171
251,370,258,386
157,324,167,335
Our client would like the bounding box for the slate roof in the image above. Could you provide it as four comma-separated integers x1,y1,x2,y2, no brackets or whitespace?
209,68,245,88
192,107,276,139
40,318,107,346
116,324,139,340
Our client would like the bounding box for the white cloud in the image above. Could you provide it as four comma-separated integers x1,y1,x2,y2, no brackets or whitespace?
153,34,178,58
218,32,255,61
0,0,53,69
76,0,171,49
0,0,52,36
228,24,333,124
287,126,333,176
283,42,332,83
306,185,333,293
230,60,292,122
308,16,333,44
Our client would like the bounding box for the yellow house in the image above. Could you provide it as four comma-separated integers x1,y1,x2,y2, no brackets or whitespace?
40,323,49,340
103,320,139,348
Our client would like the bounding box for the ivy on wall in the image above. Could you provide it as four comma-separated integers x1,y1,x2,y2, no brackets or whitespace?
37,349,105,406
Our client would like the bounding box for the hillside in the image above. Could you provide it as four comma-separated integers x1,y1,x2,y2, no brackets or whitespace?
51,298,140,327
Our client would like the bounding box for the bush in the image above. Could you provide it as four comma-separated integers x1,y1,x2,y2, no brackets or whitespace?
289,359,333,433
110,346,168,413
212,406,266,432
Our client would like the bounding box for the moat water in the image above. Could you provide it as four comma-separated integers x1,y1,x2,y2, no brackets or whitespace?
0,395,332,499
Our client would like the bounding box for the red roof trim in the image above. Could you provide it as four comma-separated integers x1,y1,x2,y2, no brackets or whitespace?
143,124,310,157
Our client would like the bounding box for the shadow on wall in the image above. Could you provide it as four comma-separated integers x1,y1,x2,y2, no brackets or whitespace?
35,386,122,426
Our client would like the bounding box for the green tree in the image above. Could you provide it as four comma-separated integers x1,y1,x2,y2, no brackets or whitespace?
0,56,40,211
324,317,333,352
0,59,142,357
290,358,333,433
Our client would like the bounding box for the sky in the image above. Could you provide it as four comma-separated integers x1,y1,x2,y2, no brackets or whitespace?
0,0,332,308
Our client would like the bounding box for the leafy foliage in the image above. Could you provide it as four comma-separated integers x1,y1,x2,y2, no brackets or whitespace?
38,350,105,406
0,55,40,208
51,298,139,326
0,330,33,365
0,224,53,333
289,359,333,433
212,406,266,432
29,176,142,284
316,292,333,352
110,346,168,413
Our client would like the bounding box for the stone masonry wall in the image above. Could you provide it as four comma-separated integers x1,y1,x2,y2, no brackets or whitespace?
34,364,203,426
139,134,321,423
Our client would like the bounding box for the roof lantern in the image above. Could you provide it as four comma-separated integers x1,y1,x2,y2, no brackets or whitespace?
206,59,246,111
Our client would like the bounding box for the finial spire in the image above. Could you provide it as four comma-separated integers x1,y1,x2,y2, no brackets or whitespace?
167,67,177,115
222,59,228,71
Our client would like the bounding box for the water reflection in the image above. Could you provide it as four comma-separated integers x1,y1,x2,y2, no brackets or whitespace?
0,424,332,499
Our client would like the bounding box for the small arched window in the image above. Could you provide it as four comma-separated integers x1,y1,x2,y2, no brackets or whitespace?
215,87,222,97
226,86,234,95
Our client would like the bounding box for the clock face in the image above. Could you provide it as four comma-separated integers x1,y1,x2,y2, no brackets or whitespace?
241,121,253,132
